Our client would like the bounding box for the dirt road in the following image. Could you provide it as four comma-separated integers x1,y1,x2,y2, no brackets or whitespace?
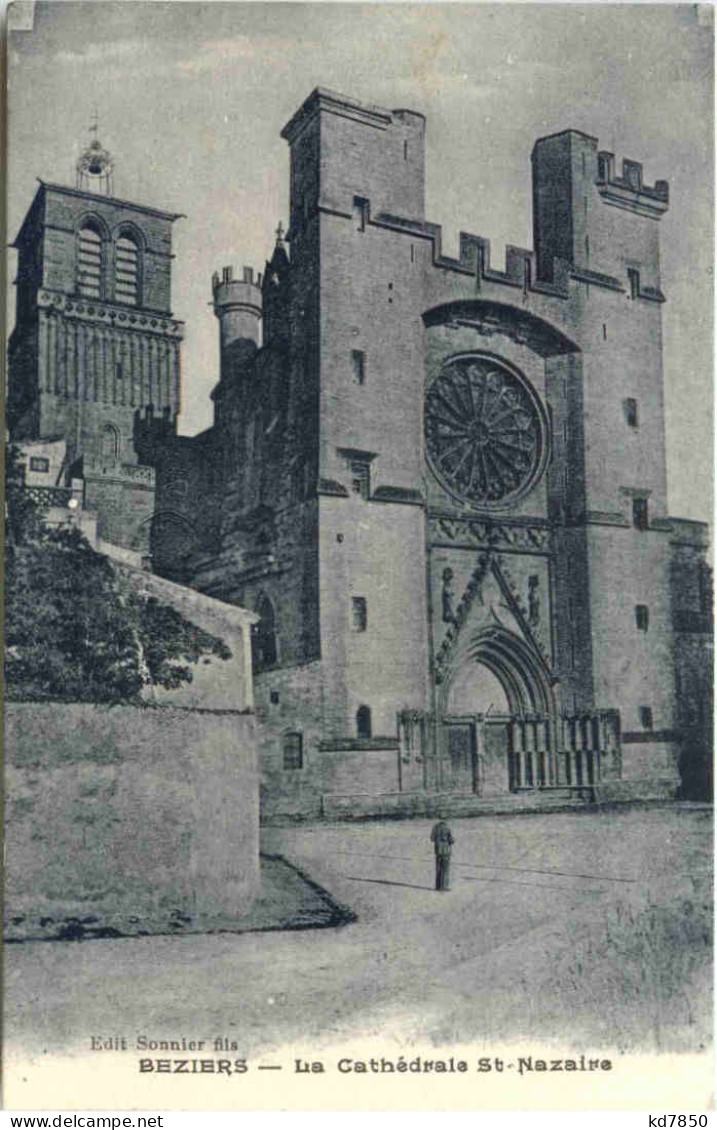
6,805,711,1073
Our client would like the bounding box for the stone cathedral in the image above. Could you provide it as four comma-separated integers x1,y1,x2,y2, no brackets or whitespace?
10,90,712,820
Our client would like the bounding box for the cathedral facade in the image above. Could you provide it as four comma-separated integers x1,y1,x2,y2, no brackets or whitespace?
11,89,712,819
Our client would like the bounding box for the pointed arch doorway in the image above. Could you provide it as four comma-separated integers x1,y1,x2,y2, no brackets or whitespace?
438,627,554,795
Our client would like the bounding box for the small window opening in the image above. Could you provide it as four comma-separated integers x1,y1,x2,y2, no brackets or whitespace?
115,363,123,381
270,690,280,705
640,706,653,731
350,459,370,500
351,596,367,632
410,244,415,263
403,140,408,161
628,268,640,300
353,196,368,233
29,456,50,473
635,605,649,631
625,398,638,428
282,731,303,770
101,424,120,461
356,705,372,738
602,323,607,340
253,595,278,671
351,350,366,386
632,497,649,531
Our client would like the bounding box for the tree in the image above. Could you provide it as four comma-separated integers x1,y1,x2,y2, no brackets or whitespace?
5,445,231,703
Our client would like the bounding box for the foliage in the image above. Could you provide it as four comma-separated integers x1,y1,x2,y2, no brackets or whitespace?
547,885,713,1051
5,445,231,703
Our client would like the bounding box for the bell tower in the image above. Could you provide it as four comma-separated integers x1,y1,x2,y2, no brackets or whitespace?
8,121,185,553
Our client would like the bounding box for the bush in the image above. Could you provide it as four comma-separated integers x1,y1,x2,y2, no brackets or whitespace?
5,446,230,703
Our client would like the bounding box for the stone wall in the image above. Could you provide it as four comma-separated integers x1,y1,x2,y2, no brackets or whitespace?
5,702,259,937
5,560,261,937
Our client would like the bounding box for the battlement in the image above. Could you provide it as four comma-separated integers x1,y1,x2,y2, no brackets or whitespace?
362,206,625,303
288,89,668,297
596,151,669,216
530,128,668,281
211,265,264,293
212,265,263,355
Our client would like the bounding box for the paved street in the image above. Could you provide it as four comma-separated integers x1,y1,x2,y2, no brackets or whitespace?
7,804,712,1081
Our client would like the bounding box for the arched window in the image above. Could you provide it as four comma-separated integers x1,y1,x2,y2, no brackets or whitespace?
115,234,140,306
77,226,102,298
253,595,278,672
356,705,372,739
100,424,120,462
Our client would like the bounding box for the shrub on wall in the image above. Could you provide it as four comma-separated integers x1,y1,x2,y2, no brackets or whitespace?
5,445,230,703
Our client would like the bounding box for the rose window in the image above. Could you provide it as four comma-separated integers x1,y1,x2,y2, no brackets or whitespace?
425,355,547,508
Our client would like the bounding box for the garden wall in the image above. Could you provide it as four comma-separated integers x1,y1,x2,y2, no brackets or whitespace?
5,702,259,938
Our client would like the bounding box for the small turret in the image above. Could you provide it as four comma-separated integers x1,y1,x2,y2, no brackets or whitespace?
212,265,263,375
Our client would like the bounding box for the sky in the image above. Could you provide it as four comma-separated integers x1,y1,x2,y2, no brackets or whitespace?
7,1,714,526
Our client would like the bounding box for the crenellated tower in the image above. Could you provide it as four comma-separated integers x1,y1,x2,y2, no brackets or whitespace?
138,88,710,818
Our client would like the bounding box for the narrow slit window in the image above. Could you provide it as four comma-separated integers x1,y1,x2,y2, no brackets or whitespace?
351,350,365,386
625,398,638,428
253,595,278,671
350,459,370,500
632,497,649,531
356,705,372,739
353,196,368,233
351,596,367,632
640,706,653,731
635,605,649,631
282,731,303,770
628,268,640,300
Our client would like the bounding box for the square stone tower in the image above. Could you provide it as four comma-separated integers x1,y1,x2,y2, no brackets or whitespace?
8,135,184,554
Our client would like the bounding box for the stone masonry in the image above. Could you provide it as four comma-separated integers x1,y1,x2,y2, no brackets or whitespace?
11,90,711,820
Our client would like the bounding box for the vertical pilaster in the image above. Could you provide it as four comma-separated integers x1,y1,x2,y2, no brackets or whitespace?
67,319,76,402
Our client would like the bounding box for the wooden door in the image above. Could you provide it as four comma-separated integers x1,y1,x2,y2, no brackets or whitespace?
444,720,478,792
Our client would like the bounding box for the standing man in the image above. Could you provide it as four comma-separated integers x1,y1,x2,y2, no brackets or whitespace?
430,817,455,891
